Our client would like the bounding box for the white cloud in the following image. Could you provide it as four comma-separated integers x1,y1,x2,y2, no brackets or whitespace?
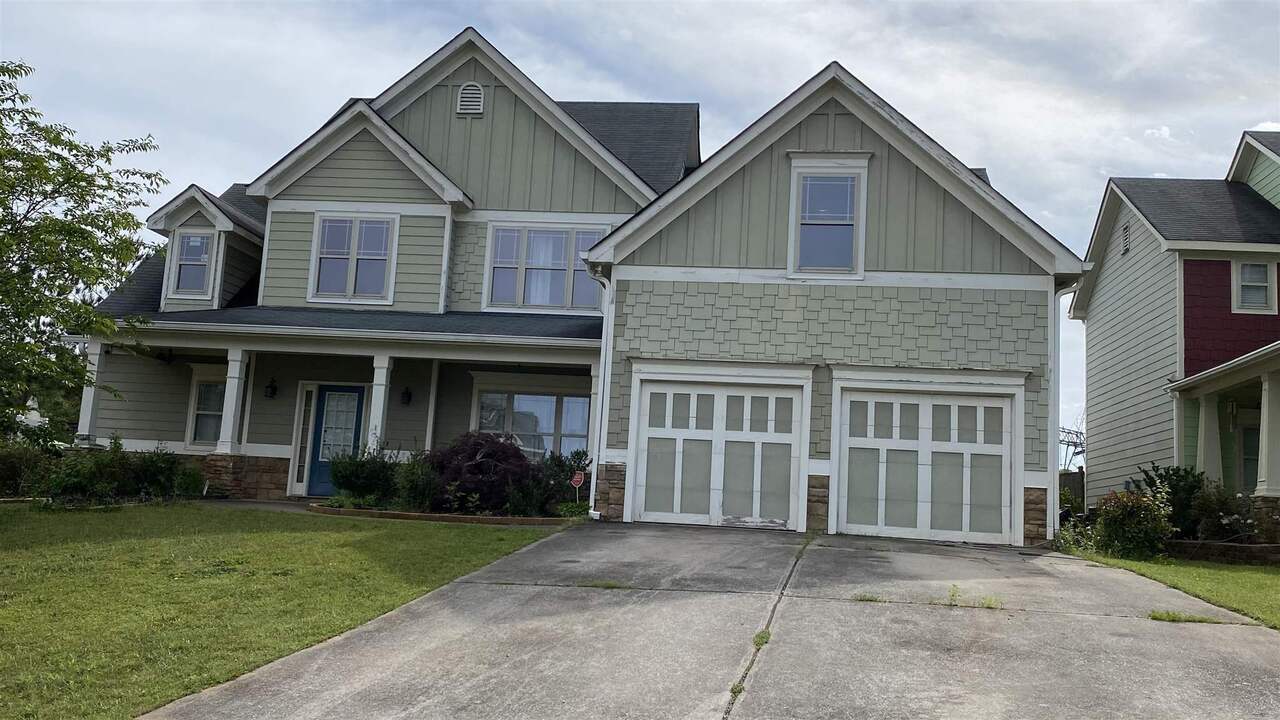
1144,126,1172,139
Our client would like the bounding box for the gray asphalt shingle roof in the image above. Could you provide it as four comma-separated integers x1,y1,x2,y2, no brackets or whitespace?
559,101,699,193
1247,130,1280,157
1112,178,1280,245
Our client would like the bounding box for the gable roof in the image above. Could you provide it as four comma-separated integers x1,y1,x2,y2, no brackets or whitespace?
558,102,699,193
586,62,1083,276
1246,130,1280,157
1227,130,1280,182
1112,178,1280,245
146,184,266,240
370,27,656,204
246,101,472,206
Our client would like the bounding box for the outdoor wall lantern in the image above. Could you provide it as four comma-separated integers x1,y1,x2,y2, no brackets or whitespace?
400,387,413,406
264,378,278,399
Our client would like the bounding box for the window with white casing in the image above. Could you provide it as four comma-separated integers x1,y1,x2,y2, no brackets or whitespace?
457,82,484,114
187,366,226,446
487,225,605,311
311,214,396,302
172,231,213,296
1233,260,1277,314
789,157,869,275
476,391,590,458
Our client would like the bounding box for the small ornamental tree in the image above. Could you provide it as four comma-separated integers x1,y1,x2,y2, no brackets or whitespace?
0,61,165,445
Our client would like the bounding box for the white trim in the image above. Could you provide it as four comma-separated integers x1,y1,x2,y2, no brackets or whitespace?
786,156,869,279
1231,259,1278,315
1167,338,1280,393
239,351,256,447
424,360,441,449
305,211,400,306
216,349,248,454
456,81,484,114
246,102,472,207
286,380,374,496
1167,240,1280,253
611,265,1054,291
438,208,454,313
480,221,609,315
808,458,831,475
1070,182,1169,320
240,443,293,458
370,28,654,205
270,199,450,216
133,321,599,349
76,339,102,443
164,228,220,304
468,378,592,457
1228,132,1280,182
146,185,264,238
257,208,274,303
590,277,616,513
185,363,228,452
457,210,633,225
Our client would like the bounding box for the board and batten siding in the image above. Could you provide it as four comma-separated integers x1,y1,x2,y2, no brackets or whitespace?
95,351,199,443
260,211,445,311
276,129,443,204
623,99,1041,274
1083,204,1179,503
1246,152,1280,207
388,58,639,213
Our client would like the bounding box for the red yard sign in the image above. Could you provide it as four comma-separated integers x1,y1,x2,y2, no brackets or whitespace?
570,471,585,488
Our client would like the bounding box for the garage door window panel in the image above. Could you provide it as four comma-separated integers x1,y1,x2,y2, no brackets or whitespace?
644,438,677,513
680,440,713,516
722,440,756,518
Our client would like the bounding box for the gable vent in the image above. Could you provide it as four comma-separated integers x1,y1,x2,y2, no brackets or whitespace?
1121,223,1131,254
456,82,484,115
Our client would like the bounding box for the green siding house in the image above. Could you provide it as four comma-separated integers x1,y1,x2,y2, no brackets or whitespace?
81,28,1083,546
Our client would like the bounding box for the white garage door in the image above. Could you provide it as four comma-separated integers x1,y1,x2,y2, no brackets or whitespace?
635,382,803,530
837,391,1012,543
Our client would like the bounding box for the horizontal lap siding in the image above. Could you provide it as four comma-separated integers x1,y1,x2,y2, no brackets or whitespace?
384,358,434,452
430,363,593,450
95,351,194,443
261,212,313,306
244,354,374,446
1246,153,1280,206
607,281,1050,471
276,130,442,204
624,99,1042,275
392,216,445,311
1084,204,1178,503
220,234,260,306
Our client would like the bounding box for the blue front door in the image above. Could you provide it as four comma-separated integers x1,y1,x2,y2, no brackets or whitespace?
307,385,366,496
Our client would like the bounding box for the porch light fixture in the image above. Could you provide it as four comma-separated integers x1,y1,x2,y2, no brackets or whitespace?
264,378,278,399
400,387,413,405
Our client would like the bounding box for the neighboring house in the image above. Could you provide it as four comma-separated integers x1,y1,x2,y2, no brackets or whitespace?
1071,131,1280,525
79,28,1084,546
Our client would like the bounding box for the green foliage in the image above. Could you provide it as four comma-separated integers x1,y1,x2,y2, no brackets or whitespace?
556,501,590,518
329,444,398,505
1131,463,1205,538
426,432,532,515
1148,610,1223,624
393,451,442,512
1093,488,1174,559
1059,485,1084,516
1191,484,1256,542
31,439,202,505
0,440,57,497
1053,517,1097,554
0,61,166,447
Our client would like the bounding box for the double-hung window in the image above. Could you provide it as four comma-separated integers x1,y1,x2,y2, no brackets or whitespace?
173,232,213,295
789,157,868,275
187,366,226,446
487,225,605,311
312,215,395,302
477,390,590,458
1233,260,1276,314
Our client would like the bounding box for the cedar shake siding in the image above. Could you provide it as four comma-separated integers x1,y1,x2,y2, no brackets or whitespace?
1183,259,1280,376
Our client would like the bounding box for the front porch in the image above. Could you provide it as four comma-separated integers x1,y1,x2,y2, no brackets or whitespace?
77,333,600,500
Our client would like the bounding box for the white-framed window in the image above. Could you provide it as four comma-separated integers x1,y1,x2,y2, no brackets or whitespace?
457,82,484,114
1232,259,1277,314
476,390,590,458
169,231,215,297
186,365,226,447
788,157,869,277
308,213,397,304
485,225,605,311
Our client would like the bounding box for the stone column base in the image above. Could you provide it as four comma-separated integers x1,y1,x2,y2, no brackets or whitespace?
594,462,627,521
807,475,830,532
1023,487,1048,546
1252,495,1280,543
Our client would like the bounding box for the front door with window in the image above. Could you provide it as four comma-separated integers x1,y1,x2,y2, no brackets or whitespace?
307,385,365,496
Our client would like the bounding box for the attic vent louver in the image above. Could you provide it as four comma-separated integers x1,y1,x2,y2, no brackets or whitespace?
457,82,484,115
1121,223,1131,255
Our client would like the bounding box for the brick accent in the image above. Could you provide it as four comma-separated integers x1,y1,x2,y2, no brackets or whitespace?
593,462,627,521
1183,259,1280,376
201,454,290,500
807,475,829,532
1023,487,1048,546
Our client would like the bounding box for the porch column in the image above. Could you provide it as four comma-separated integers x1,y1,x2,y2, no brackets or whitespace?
75,338,103,445
368,354,392,447
1256,372,1280,497
216,348,248,454
1196,392,1223,483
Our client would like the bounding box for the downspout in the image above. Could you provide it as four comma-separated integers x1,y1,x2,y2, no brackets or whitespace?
586,261,613,521
1050,283,1076,538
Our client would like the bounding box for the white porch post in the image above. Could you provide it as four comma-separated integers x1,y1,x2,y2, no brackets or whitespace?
423,360,440,450
1256,372,1280,497
1197,392,1223,483
368,354,392,447
216,348,248,454
76,339,103,445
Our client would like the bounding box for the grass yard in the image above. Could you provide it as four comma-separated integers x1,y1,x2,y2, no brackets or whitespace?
0,502,555,719
1087,553,1280,630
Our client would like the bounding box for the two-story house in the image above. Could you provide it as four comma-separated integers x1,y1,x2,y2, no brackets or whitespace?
1070,131,1280,525
81,28,1084,546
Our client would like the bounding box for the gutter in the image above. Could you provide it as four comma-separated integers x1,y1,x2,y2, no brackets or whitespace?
1166,338,1280,393
127,320,601,350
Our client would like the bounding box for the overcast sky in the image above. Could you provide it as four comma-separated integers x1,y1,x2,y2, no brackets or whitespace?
4,1,1279,463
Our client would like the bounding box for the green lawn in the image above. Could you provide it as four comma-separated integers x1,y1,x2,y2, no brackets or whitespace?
0,503,555,719
1086,553,1280,630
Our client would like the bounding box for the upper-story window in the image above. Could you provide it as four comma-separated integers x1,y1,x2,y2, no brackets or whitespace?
789,157,869,276
1232,260,1276,314
310,214,397,303
172,232,213,296
457,82,484,114
487,225,604,311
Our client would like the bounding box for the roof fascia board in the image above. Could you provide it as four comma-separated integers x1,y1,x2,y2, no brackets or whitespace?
370,29,656,205
1228,133,1280,181
1068,183,1123,319
246,102,472,207
1166,240,1280,253
1167,338,1280,393
146,186,235,234
132,319,600,349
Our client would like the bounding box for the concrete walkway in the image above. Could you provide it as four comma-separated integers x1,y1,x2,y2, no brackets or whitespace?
145,524,1280,720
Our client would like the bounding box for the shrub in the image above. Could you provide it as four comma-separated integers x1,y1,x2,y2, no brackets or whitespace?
129,447,184,499
427,432,532,515
1093,488,1173,559
38,439,133,504
1130,463,1204,538
556,501,590,518
1059,485,1084,517
1191,484,1255,542
174,463,205,496
0,441,56,497
330,445,399,504
394,451,442,512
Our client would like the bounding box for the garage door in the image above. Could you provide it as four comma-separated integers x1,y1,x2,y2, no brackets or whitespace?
837,391,1011,543
635,382,803,530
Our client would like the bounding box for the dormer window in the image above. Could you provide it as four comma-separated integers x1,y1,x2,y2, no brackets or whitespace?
457,82,484,114
788,156,869,276
173,232,213,295
1233,260,1276,314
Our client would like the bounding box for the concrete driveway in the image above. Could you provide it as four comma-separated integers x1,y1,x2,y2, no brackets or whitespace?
146,524,1280,720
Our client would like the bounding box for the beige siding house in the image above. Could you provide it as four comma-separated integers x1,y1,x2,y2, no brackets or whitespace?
81,28,1082,546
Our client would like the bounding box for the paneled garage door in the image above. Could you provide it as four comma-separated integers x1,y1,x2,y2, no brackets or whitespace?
635,382,803,530
837,391,1012,543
